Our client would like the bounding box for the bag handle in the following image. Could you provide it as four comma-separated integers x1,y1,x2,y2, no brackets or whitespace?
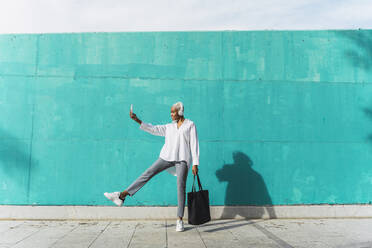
191,174,203,192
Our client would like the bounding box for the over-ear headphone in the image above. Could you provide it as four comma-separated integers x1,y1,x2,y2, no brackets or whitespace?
178,102,184,116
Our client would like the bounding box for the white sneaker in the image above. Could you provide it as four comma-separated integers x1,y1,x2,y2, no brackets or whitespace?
104,192,123,206
176,219,184,232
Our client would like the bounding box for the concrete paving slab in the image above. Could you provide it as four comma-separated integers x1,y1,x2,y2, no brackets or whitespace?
322,219,372,246
256,219,347,247
128,221,166,248
165,220,205,248
0,221,24,234
195,219,251,248
89,221,137,248
12,221,79,248
51,221,110,248
242,218,372,248
209,219,288,247
0,221,42,248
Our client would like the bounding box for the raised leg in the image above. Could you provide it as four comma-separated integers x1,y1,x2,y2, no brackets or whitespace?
121,157,174,198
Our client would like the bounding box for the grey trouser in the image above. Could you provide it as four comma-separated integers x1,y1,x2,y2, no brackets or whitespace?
125,157,189,218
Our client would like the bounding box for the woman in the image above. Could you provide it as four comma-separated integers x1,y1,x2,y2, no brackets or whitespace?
104,102,199,232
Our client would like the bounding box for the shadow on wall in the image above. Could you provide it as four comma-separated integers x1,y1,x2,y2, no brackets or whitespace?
340,30,372,71
0,128,37,188
338,31,372,146
215,151,276,219
363,107,372,145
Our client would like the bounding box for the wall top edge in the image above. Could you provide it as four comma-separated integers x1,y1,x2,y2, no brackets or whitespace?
0,28,371,36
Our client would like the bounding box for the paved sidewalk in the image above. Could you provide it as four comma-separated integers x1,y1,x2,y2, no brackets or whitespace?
0,218,371,248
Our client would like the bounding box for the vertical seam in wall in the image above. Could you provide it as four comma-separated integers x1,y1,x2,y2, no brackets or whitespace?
220,32,225,168
26,34,39,203
34,35,40,76
220,32,225,82
26,98,35,203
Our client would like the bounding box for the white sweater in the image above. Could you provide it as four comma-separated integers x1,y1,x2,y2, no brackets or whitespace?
139,118,199,176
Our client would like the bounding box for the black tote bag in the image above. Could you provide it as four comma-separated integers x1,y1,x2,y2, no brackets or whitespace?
187,174,211,225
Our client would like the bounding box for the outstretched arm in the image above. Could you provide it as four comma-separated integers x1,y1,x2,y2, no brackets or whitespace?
130,109,166,136
139,122,166,137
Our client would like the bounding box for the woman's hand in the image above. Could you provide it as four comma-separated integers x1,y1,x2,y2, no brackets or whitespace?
130,109,138,120
130,109,142,124
130,109,136,119
192,165,198,175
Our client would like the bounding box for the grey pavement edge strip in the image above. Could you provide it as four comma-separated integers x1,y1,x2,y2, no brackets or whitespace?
250,222,294,248
88,222,111,248
195,226,207,248
126,223,139,248
49,223,80,248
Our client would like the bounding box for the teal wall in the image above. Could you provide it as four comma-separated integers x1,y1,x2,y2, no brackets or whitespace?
0,30,371,209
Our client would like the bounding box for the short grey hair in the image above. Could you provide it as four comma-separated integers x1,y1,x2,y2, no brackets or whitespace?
172,102,184,116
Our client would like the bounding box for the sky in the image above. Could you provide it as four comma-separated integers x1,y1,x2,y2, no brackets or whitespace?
0,0,371,34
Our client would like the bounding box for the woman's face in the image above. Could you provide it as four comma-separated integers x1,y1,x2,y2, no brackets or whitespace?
171,106,180,121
